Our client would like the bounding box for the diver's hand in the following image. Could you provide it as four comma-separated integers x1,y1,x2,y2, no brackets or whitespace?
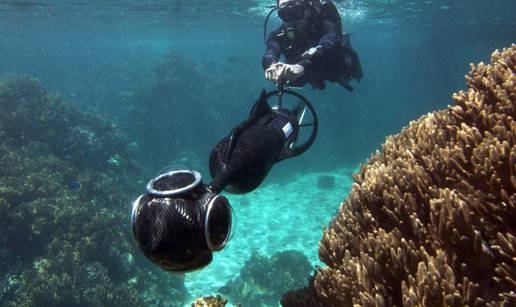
276,63,304,85
265,62,285,82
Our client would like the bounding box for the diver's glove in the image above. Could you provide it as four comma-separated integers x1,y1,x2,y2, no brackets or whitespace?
265,62,285,82
276,63,304,84
265,62,304,85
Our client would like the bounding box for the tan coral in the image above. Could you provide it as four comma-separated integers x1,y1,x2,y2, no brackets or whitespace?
283,45,516,306
192,295,228,307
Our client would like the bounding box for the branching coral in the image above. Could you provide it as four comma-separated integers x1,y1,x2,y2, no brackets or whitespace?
283,45,516,306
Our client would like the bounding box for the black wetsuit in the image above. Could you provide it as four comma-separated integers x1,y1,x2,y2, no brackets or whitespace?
262,0,363,90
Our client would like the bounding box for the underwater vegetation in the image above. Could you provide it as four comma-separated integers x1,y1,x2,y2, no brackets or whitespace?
283,45,516,306
219,250,313,306
0,76,187,306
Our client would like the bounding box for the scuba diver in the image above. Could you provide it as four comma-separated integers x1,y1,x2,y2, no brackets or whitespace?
131,90,318,272
263,0,363,91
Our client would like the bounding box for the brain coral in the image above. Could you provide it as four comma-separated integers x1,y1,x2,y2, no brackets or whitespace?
283,45,516,306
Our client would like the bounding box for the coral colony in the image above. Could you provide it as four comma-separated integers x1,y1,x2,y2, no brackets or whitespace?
282,45,516,307
0,76,187,306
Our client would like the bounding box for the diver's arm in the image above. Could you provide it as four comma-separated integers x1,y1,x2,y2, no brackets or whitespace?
262,37,281,70
297,20,339,70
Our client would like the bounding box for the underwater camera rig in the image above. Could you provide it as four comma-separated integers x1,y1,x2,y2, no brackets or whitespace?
131,87,318,272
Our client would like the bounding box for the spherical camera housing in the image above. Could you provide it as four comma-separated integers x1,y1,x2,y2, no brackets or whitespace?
131,169,233,272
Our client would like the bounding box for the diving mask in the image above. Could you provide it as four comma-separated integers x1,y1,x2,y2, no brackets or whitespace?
278,0,306,23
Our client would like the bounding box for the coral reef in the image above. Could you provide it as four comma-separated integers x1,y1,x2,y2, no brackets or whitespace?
283,45,516,306
0,76,187,306
219,250,313,306
192,295,228,307
0,76,134,173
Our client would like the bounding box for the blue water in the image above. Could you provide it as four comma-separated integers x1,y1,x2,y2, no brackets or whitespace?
2,1,514,171
0,0,515,306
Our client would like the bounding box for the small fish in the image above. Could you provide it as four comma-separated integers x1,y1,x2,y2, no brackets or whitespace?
68,181,81,191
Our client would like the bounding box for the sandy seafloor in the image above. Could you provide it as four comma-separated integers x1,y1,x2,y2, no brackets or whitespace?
181,167,356,305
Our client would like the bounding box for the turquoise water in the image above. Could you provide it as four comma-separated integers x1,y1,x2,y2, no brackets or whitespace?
186,168,355,298
0,1,515,306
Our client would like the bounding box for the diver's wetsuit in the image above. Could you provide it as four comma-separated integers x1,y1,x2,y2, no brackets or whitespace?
262,0,363,90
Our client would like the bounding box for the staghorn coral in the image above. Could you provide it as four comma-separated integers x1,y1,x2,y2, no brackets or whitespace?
283,45,516,306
